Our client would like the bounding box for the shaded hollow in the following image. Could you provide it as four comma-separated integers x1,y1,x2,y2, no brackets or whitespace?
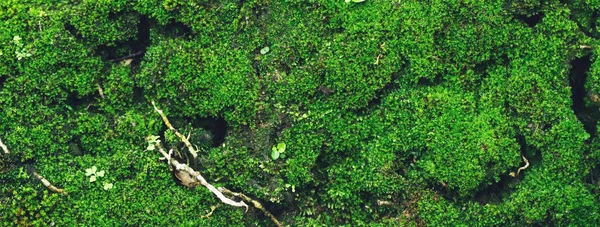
190,117,228,147
569,55,598,138
515,12,544,27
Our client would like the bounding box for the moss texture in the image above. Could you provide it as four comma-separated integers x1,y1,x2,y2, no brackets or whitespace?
2,0,600,226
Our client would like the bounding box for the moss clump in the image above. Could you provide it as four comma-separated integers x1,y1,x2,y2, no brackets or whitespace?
2,0,600,226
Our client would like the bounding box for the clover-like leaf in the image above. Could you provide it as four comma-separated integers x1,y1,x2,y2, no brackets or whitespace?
90,175,97,182
147,135,160,143
271,149,280,160
276,142,286,153
85,166,97,176
146,144,155,151
96,170,105,177
260,46,270,55
103,182,113,190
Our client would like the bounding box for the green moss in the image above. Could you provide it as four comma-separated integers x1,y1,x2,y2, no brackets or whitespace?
1,0,600,226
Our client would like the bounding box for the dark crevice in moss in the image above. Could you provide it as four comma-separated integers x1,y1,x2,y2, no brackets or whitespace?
569,55,599,139
97,14,150,63
261,199,286,220
64,23,82,39
417,73,443,87
134,15,151,54
593,10,599,37
211,117,228,147
189,117,228,147
162,20,193,39
516,133,541,163
570,56,591,111
584,163,600,194
515,12,544,27
252,46,263,79
365,76,400,110
473,174,516,205
66,92,97,112
0,75,7,91
570,9,599,39
311,149,329,182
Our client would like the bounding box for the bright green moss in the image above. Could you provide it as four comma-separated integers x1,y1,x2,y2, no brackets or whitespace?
136,37,259,125
2,0,600,226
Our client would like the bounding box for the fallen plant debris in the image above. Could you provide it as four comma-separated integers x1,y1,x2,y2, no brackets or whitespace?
0,137,10,154
510,155,530,177
32,171,68,195
151,101,282,226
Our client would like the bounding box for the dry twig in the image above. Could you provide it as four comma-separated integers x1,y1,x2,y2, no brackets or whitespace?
151,101,285,226
152,100,198,158
0,137,10,154
220,187,284,227
154,140,248,210
510,154,530,177
32,171,68,195
97,83,105,99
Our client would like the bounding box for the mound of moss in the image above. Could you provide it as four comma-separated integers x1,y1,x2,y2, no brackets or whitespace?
2,0,600,226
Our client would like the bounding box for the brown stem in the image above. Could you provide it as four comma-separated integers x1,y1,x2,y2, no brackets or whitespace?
152,100,198,158
220,187,284,227
0,137,10,154
32,171,67,195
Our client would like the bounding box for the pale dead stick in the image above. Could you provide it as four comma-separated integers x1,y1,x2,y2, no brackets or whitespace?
33,171,68,195
0,137,10,154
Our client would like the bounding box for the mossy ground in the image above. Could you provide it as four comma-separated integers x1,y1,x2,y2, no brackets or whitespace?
2,0,600,226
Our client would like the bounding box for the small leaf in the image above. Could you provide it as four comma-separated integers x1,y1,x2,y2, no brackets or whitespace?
277,142,286,152
146,144,155,151
280,153,286,159
103,182,113,190
271,150,280,160
260,46,270,55
90,175,97,182
96,170,105,177
148,135,160,142
85,166,97,176
85,169,94,176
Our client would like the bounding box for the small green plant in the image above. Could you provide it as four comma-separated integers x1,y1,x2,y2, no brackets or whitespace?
145,135,161,151
260,46,270,55
103,182,114,190
85,166,105,182
12,35,32,60
271,142,286,160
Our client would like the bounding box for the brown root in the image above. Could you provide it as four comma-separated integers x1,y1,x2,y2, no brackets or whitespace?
32,171,68,195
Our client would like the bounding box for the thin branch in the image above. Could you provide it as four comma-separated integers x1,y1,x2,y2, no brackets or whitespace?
97,83,105,99
0,137,10,154
220,187,284,227
32,171,67,195
377,200,393,206
516,154,529,175
201,205,219,218
107,50,145,63
510,154,530,177
152,100,198,158
154,140,248,210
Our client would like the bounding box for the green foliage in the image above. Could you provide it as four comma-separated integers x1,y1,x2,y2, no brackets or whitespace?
271,142,286,160
2,0,600,226
136,37,259,125
67,0,138,47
